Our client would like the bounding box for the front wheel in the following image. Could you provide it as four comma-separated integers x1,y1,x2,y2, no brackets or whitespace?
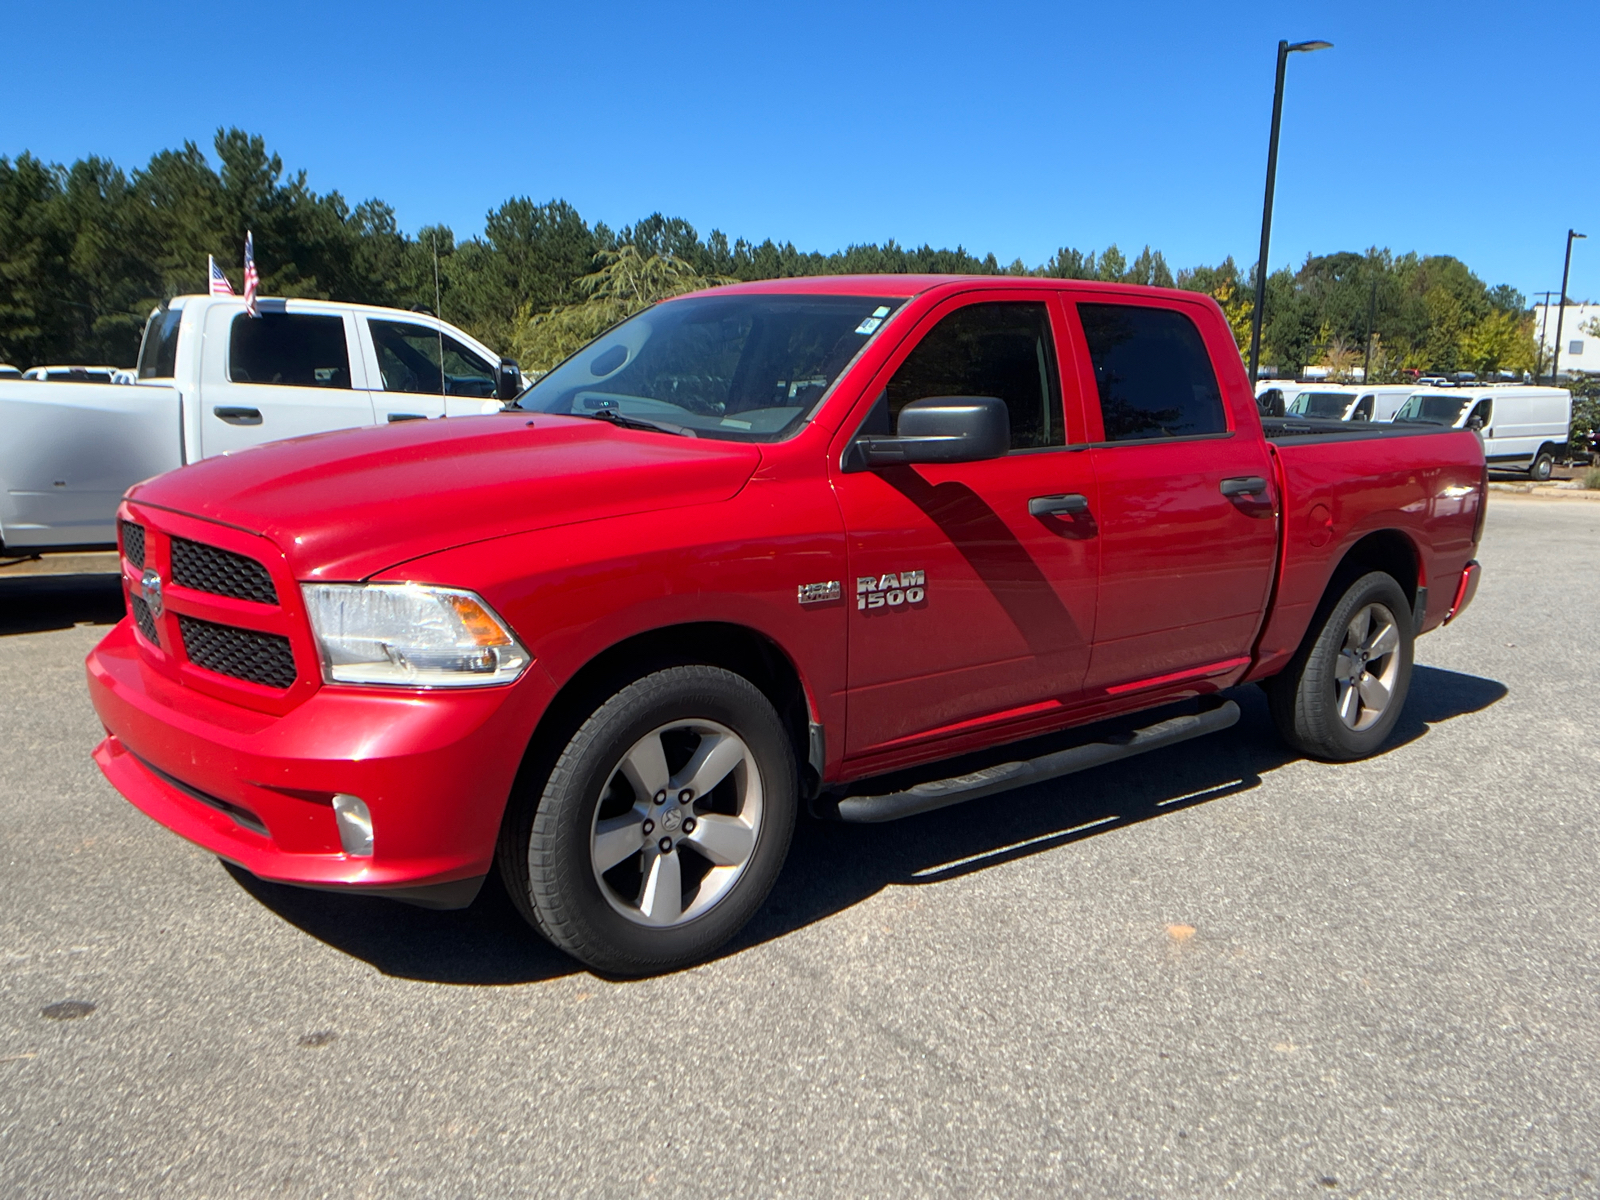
1528,451,1554,482
1266,571,1414,762
498,665,797,976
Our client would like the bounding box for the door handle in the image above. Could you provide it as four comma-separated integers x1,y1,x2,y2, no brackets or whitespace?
1219,476,1267,497
1028,493,1090,518
387,412,428,423
213,406,262,426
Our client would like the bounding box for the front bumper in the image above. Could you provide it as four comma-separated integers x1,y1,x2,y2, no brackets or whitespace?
87,618,543,905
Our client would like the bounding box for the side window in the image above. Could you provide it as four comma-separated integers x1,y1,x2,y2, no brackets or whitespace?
1352,395,1375,421
368,320,498,397
885,302,1064,450
1076,303,1227,441
1467,399,1492,429
229,313,351,389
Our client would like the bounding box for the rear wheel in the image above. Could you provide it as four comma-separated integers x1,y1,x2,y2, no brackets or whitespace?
498,665,796,976
1528,451,1554,482
1267,571,1414,762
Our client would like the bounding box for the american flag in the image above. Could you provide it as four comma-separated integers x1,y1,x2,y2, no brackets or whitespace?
243,231,260,317
208,255,234,297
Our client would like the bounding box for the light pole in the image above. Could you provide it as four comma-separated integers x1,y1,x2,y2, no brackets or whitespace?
1549,229,1586,384
1247,38,1333,385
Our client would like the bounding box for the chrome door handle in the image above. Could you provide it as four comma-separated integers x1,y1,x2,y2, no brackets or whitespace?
1219,476,1267,497
212,406,262,425
1028,493,1090,517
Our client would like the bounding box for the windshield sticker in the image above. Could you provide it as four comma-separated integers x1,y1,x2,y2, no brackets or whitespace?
854,317,884,335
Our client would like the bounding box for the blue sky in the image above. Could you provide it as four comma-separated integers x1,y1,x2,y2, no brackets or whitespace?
6,0,1597,301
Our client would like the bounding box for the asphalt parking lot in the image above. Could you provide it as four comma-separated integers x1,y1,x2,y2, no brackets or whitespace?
2,498,1598,1198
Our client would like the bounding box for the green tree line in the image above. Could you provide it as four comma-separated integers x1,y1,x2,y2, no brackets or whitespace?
0,128,1543,380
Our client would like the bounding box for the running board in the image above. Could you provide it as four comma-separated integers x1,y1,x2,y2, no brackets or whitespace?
823,699,1240,824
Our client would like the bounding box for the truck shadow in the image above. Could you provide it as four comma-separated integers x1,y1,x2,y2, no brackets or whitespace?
227,664,1505,986
0,574,125,636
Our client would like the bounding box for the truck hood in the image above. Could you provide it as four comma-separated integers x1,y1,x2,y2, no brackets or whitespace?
128,414,763,580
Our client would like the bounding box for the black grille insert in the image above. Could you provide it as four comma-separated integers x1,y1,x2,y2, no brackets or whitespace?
179,616,296,689
171,538,277,605
129,594,159,644
121,521,145,569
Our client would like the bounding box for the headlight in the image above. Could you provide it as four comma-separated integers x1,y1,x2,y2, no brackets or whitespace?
301,583,530,688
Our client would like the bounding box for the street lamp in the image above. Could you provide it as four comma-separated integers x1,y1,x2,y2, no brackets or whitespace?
1246,38,1333,385
1549,229,1586,384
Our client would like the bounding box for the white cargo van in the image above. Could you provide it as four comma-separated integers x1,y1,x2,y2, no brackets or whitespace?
0,295,523,552
1392,386,1572,479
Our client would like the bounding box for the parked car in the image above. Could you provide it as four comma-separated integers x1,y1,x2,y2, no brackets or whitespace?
0,364,24,380
1392,386,1571,480
86,275,1487,976
0,295,523,553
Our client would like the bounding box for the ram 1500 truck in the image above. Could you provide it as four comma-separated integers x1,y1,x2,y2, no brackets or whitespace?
85,276,1487,975
0,295,522,553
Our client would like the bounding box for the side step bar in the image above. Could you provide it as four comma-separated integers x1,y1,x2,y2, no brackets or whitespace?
823,699,1240,824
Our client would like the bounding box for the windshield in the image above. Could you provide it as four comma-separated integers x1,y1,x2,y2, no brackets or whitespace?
1395,393,1470,425
136,306,183,379
515,293,904,441
1287,391,1353,419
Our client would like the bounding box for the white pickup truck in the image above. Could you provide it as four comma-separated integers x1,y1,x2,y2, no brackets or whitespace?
0,295,522,552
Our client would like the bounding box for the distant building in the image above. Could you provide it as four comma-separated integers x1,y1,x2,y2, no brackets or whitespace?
1533,302,1600,376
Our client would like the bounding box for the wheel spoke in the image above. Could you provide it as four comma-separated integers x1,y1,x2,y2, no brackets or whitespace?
1335,652,1358,682
619,734,670,800
1364,619,1399,660
1337,680,1361,725
674,732,746,799
683,813,755,867
1345,606,1371,652
1357,672,1391,713
639,850,683,925
592,812,646,873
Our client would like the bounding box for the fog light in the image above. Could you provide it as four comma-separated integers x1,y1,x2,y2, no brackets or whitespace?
332,794,373,857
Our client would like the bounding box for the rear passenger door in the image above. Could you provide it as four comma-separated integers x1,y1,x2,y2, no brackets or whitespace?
1067,297,1278,695
199,305,375,457
362,318,501,422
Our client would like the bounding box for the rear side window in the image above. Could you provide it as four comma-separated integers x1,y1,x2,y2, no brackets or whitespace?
368,320,497,397
1077,303,1226,441
886,302,1064,450
137,307,183,379
229,314,351,388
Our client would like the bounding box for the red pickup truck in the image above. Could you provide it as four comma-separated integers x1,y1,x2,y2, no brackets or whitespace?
86,276,1486,974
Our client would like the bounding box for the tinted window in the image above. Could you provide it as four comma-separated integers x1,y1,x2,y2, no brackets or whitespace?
229,313,351,388
1395,393,1469,425
885,302,1064,449
368,320,497,397
519,294,902,442
1077,303,1226,441
1288,391,1353,418
137,306,183,379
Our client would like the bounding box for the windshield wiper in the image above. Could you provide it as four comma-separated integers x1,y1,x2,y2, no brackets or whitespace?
578,409,696,437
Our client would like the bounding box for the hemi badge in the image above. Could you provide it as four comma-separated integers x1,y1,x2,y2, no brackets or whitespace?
797,581,841,605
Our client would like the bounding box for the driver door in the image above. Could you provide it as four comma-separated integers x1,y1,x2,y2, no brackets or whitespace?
831,293,1100,761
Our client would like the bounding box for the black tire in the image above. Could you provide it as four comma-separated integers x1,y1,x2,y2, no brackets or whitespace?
497,665,796,976
1528,451,1554,482
1266,571,1414,762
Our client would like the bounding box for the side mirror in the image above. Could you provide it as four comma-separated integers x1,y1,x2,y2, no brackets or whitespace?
843,396,1010,471
1467,416,1484,431
496,357,522,402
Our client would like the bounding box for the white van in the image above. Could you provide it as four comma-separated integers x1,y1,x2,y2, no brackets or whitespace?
1392,386,1572,479
1343,385,1418,422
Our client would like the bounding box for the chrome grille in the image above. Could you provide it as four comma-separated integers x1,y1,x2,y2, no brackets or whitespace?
129,594,159,643
178,616,296,689
121,521,145,569
170,538,277,605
